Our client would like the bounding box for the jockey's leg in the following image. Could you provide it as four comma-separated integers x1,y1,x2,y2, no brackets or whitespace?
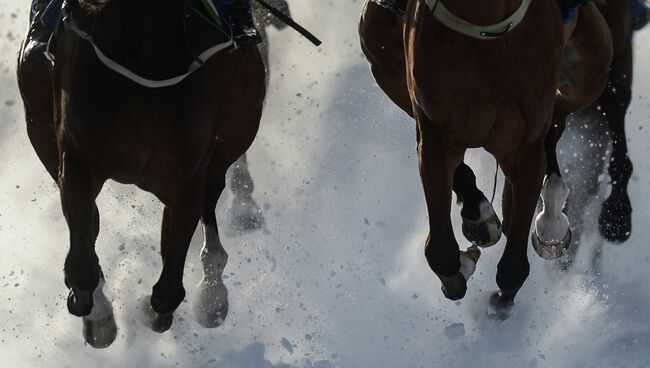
632,0,649,31
374,0,408,15
228,0,262,47
24,0,55,66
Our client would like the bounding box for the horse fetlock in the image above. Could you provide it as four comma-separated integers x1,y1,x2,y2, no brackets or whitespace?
608,153,633,184
496,260,529,295
437,272,468,301
67,287,94,317
533,174,572,259
461,200,502,247
540,174,570,210
151,283,185,314
599,191,632,243
141,295,174,333
228,196,265,233
201,248,228,271
64,256,101,291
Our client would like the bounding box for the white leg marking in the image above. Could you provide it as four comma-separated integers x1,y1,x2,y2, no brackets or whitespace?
86,278,113,322
195,223,229,327
478,200,502,245
534,174,570,243
83,278,117,348
459,246,481,281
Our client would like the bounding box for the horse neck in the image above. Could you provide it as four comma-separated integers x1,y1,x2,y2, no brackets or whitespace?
434,0,527,25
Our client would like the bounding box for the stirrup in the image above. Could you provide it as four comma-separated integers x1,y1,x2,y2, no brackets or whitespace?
373,0,407,15
232,25,262,48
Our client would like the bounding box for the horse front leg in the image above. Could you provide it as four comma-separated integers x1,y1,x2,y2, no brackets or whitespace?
195,177,230,328
490,140,545,319
417,119,478,301
59,148,116,347
147,181,204,333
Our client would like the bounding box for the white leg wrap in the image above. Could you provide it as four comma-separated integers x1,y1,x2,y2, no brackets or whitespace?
534,174,570,243
86,278,113,322
195,223,229,327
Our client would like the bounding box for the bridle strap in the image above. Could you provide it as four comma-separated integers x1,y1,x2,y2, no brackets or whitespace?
424,0,533,40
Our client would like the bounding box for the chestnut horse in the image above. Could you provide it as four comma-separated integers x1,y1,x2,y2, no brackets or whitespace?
17,0,265,347
359,0,611,316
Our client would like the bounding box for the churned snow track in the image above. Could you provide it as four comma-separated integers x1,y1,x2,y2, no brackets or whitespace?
0,1,649,367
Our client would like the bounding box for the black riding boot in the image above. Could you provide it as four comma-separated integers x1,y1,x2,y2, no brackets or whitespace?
23,0,54,66
229,0,262,47
374,0,408,15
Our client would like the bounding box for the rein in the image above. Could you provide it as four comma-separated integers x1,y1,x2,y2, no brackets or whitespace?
424,0,533,39
46,3,233,89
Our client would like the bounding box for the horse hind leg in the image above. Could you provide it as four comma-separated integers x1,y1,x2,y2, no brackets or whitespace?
195,180,230,328
454,161,502,248
598,66,633,243
531,126,572,261
59,150,116,346
227,154,265,234
146,182,204,333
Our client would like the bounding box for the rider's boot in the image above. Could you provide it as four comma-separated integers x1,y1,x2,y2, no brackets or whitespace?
632,0,649,31
23,0,55,66
229,0,262,47
374,0,408,15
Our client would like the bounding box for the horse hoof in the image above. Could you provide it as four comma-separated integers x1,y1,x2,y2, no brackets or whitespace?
531,228,571,260
196,299,229,328
227,199,265,234
487,291,514,320
437,272,467,301
67,288,94,317
462,201,502,248
150,312,173,333
195,280,229,328
83,313,117,348
142,296,174,333
598,194,631,243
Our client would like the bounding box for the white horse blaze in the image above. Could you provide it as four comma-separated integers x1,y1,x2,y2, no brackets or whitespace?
534,174,570,243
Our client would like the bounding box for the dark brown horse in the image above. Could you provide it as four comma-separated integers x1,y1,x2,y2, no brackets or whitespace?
359,0,612,316
595,0,642,243
545,0,645,267
17,0,265,347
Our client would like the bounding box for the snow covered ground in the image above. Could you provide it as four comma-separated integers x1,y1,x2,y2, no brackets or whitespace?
0,1,649,367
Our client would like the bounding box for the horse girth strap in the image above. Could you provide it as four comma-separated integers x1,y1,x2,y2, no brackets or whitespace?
424,0,534,40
